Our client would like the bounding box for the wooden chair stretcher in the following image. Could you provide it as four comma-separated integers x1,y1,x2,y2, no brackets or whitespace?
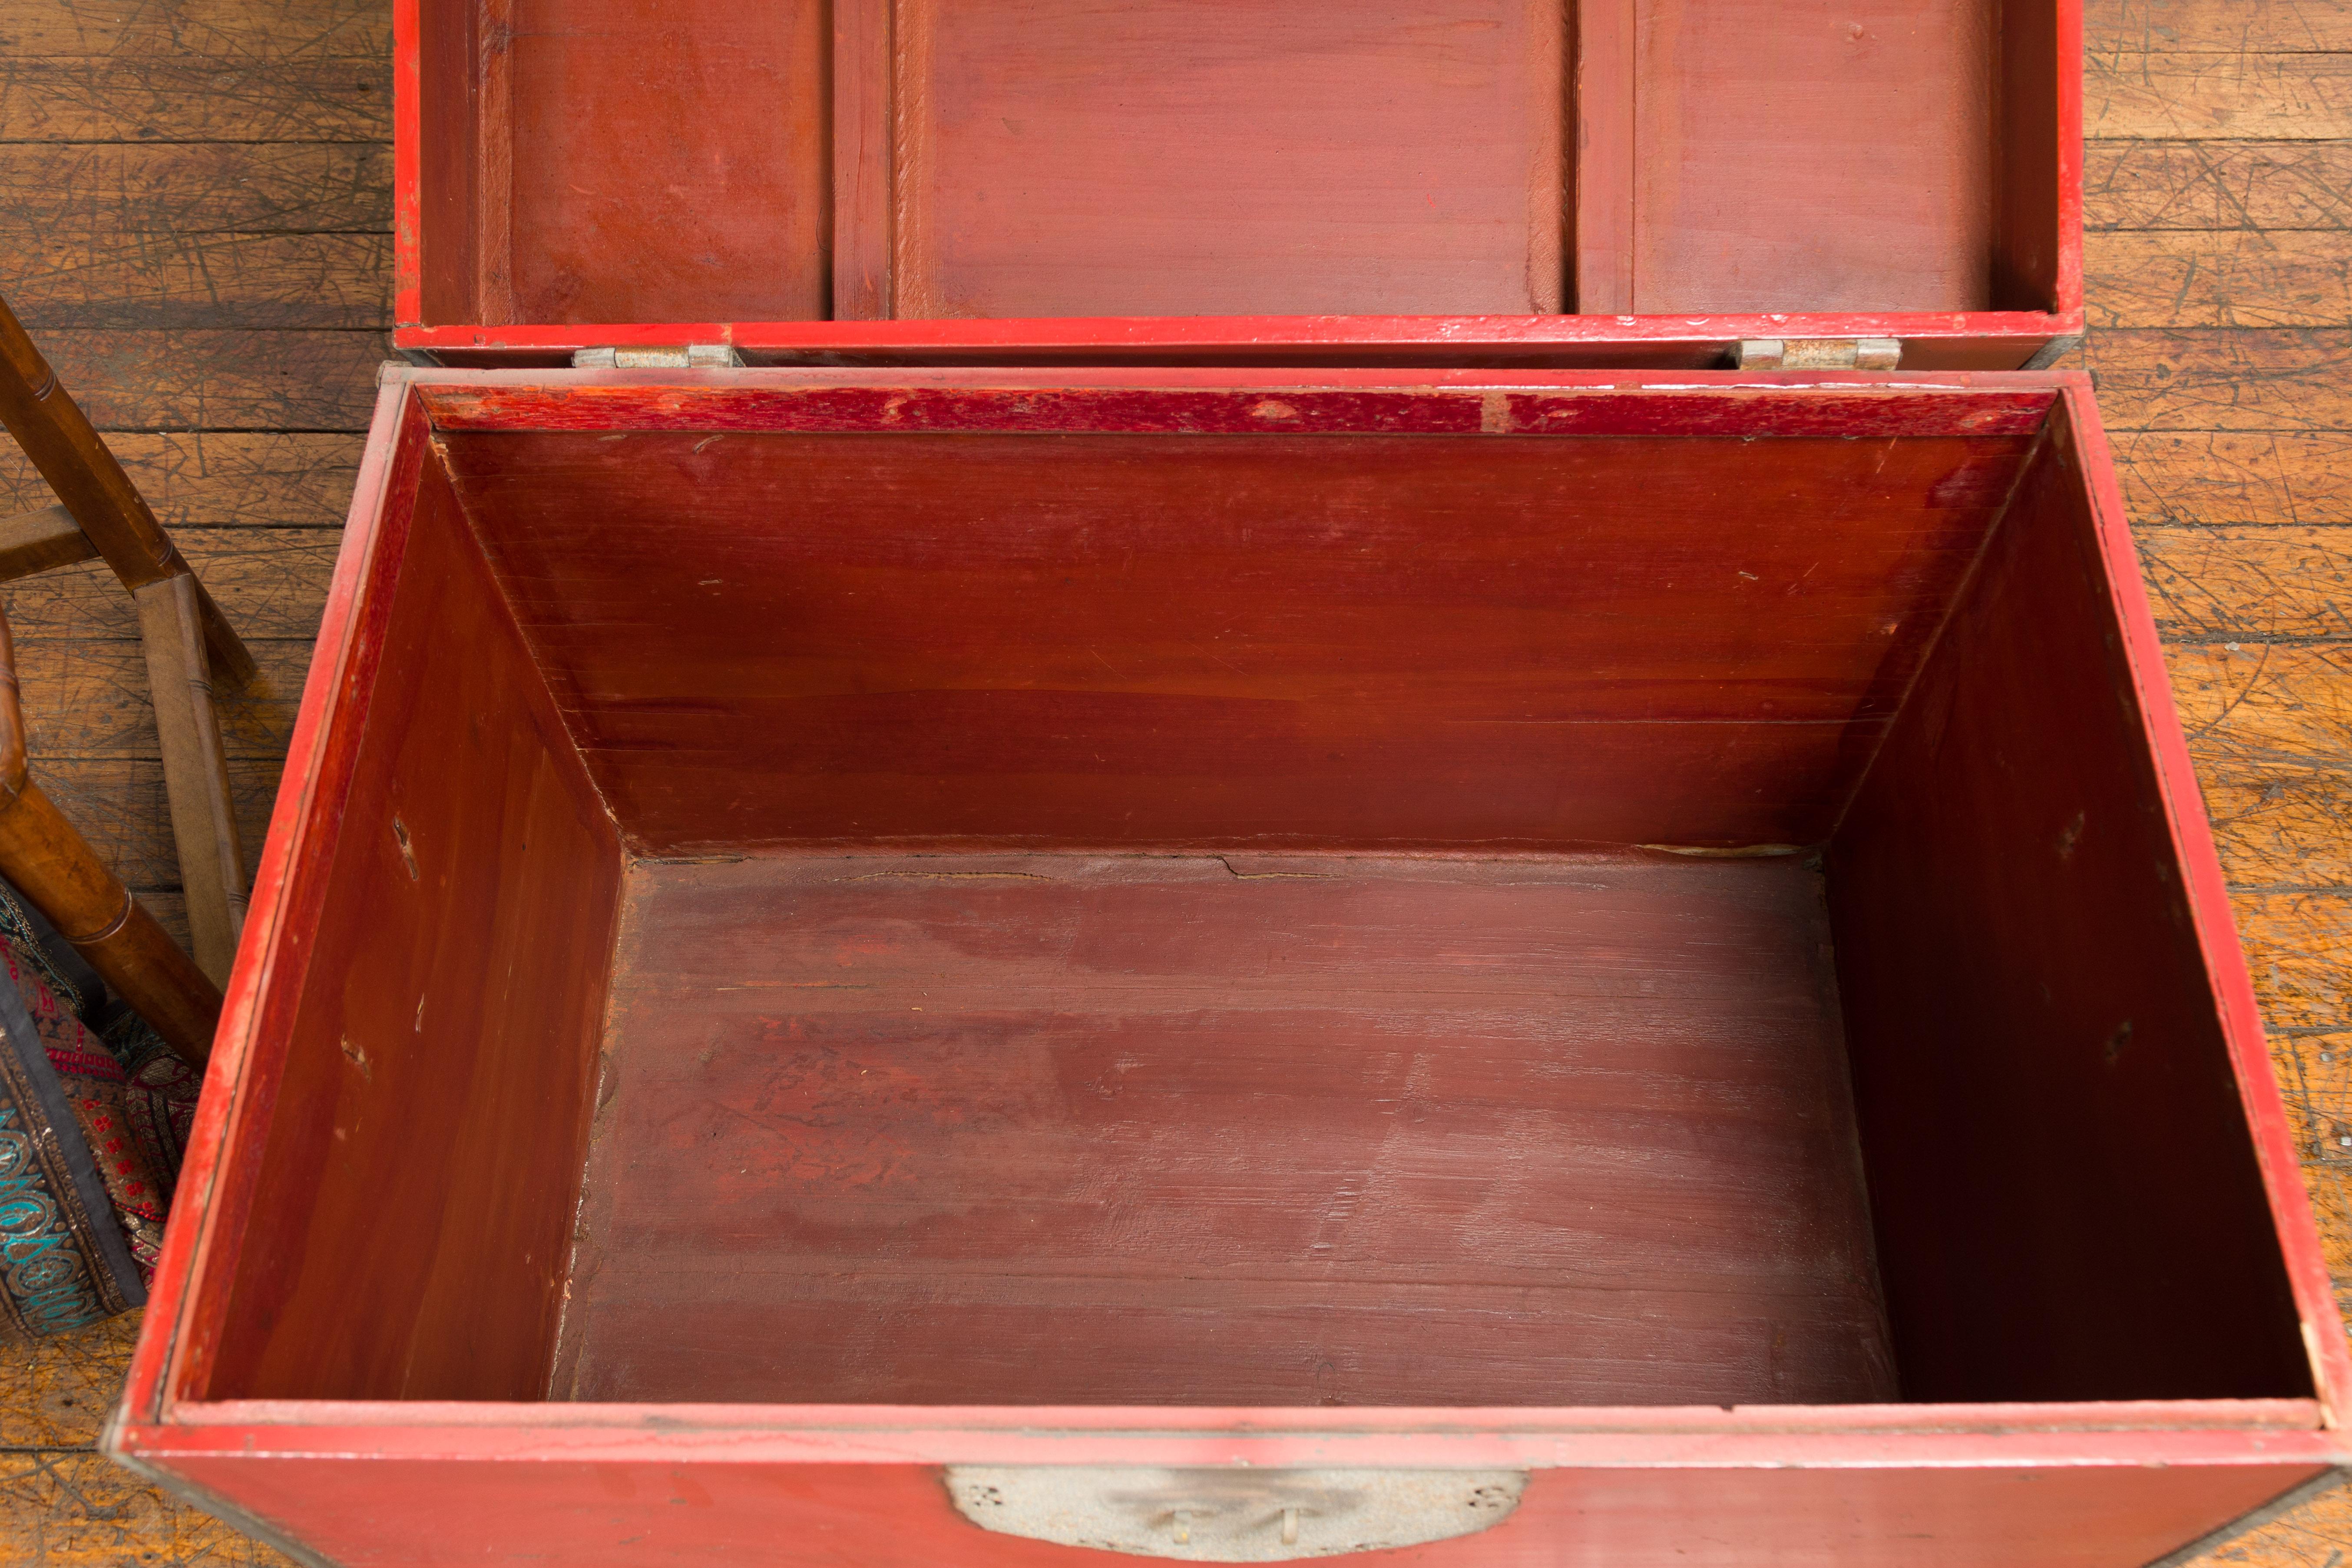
0,290,252,994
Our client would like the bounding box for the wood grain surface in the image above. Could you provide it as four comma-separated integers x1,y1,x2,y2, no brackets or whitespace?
1623,0,2001,314
3,0,2352,1561
1829,411,2309,1407
7,234,389,331
2088,140,2352,228
197,456,624,1406
2114,431,2352,522
439,423,2025,856
2086,230,2352,325
893,0,1567,319
415,0,2062,334
563,851,1892,1409
2090,53,2352,139
500,0,830,326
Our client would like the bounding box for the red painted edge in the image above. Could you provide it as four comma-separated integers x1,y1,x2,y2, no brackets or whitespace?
389,308,2084,357
2054,0,2086,314
411,379,2059,439
392,366,2062,391
110,1411,2345,1472
2061,384,2352,1426
155,1395,2329,1435
391,0,422,336
113,378,426,1431
395,366,2066,442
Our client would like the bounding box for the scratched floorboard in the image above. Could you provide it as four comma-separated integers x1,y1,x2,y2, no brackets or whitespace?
3,0,2351,1561
0,0,377,1561
2069,13,2352,1557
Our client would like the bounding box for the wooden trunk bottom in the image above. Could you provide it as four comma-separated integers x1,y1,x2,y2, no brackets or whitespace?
555,850,1895,1409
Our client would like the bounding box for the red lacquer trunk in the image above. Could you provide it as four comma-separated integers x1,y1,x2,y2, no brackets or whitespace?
107,369,2349,1565
391,1,2084,369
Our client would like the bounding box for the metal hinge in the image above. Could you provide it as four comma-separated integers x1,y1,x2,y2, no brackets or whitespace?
571,344,743,369
1733,337,1902,370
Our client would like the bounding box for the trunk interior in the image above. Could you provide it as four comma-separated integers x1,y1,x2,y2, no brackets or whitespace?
191,380,2307,1415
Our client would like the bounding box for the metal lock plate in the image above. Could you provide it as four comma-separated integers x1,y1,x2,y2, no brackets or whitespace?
946,1467,1526,1561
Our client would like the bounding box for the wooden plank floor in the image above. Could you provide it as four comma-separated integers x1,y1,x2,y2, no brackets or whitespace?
1,0,2349,1559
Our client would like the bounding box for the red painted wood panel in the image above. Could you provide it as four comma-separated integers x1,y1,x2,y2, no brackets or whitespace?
1994,0,2079,313
894,0,1565,319
831,0,894,320
1626,0,1998,315
137,386,439,1417
148,1452,2328,1568
412,0,483,325
1572,0,1637,314
435,422,2028,854
1826,405,2311,1402
160,390,443,1409
192,451,624,1403
559,851,1891,1408
394,0,2082,359
502,0,829,325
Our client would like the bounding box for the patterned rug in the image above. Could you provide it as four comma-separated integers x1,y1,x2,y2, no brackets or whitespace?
0,883,201,1338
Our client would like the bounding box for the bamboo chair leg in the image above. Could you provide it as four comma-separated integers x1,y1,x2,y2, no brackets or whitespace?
0,607,219,1065
136,575,246,986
